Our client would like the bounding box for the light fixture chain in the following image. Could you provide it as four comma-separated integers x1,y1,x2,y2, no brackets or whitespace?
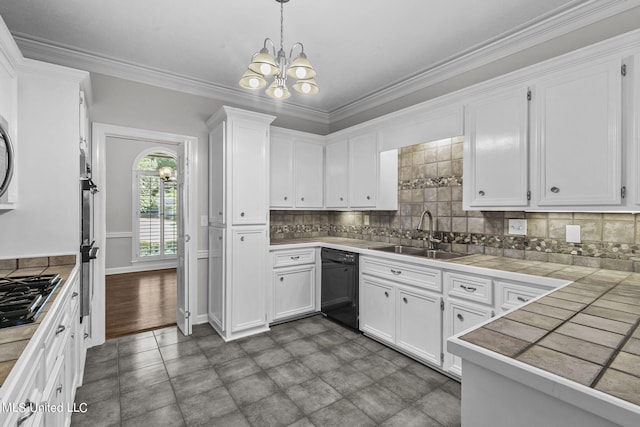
280,0,284,51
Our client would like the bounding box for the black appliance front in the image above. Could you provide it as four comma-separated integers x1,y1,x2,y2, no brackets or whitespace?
321,248,359,330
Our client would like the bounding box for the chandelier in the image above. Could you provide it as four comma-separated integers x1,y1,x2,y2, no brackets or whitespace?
239,0,318,99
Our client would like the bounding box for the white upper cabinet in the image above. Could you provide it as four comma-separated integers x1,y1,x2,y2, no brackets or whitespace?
270,134,293,208
463,86,529,209
533,58,623,207
269,128,324,209
325,139,349,208
349,132,378,208
294,140,324,208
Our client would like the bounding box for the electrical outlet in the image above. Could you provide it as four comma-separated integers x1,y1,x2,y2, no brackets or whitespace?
508,219,527,235
566,225,581,243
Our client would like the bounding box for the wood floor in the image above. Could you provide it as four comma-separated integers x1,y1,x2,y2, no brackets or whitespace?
106,268,177,339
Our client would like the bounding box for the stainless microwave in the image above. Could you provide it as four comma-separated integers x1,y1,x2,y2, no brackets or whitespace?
0,115,14,200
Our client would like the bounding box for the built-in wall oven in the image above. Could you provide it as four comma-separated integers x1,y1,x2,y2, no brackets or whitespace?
320,248,359,330
80,144,98,321
0,115,14,202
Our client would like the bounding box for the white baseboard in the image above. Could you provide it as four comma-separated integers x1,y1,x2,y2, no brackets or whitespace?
193,313,209,325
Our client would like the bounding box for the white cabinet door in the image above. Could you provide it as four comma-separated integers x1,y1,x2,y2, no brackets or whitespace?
295,141,324,208
443,299,492,376
349,133,378,207
231,120,268,224
231,227,267,332
208,227,225,331
273,265,315,320
325,139,349,208
534,59,622,206
396,286,442,367
42,354,66,427
359,276,395,344
464,87,529,209
209,122,225,224
270,134,293,208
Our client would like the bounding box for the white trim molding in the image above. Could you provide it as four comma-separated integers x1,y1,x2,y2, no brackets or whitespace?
106,231,133,239
105,260,178,276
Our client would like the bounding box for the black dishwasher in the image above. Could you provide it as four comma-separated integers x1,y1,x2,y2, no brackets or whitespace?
321,248,359,330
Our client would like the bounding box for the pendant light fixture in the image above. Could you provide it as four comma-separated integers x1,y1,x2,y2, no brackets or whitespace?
239,0,318,99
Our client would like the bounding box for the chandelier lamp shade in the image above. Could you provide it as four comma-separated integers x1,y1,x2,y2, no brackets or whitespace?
239,0,318,99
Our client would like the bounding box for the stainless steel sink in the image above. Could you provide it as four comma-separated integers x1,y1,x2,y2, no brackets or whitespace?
370,245,468,260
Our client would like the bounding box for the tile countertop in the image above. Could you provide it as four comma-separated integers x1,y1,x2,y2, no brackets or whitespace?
0,255,77,387
273,237,640,416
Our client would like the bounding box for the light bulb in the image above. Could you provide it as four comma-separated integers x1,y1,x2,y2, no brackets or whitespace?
295,67,307,79
274,87,284,98
259,63,271,75
300,82,311,93
249,78,259,88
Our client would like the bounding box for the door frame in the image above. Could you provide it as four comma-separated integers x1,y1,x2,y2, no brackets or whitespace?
91,123,198,346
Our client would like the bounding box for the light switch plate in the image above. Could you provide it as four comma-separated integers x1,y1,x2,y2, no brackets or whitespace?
508,219,527,235
566,225,581,243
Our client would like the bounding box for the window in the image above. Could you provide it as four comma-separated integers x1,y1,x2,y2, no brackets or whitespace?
134,152,177,260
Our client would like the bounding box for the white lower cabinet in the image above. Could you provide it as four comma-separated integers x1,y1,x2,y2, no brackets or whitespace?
360,256,443,367
396,286,442,366
443,299,493,376
360,276,395,344
270,248,318,323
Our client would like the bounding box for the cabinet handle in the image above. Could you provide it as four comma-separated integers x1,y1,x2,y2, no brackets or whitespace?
366,195,371,200
403,297,408,304
384,291,389,298
550,186,560,193
56,325,66,335
284,196,288,200
280,277,284,282
218,211,222,215
72,291,78,298
56,384,63,395
240,212,245,217
460,284,476,293
84,333,89,339
218,236,223,240
240,236,245,242
290,256,300,260
340,197,343,201
17,400,34,426
457,313,464,321
478,190,485,196
516,296,528,302
390,269,402,275
301,197,305,201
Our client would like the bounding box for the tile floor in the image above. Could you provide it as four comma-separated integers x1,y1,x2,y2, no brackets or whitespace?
71,315,461,427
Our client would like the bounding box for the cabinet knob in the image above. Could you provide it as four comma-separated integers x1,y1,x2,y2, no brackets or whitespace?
550,186,560,193
384,291,389,298
56,384,63,395
403,297,408,304
280,277,284,282
301,197,305,201
284,196,288,200
240,212,245,217
240,236,245,242
218,236,222,240
478,190,485,196
457,313,464,321
218,211,222,215
366,195,371,200
340,197,343,201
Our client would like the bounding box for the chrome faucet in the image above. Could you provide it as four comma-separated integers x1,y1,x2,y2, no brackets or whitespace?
417,210,441,250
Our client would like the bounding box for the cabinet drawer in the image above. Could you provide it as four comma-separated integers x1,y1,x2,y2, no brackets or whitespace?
272,248,316,267
446,272,492,305
498,281,546,311
361,257,441,292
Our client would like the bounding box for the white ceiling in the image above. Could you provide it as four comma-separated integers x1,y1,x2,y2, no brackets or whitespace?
0,0,635,123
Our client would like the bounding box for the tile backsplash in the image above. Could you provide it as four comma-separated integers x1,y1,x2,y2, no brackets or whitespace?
270,137,640,272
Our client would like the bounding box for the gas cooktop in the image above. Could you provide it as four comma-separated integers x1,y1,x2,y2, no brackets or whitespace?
0,274,61,328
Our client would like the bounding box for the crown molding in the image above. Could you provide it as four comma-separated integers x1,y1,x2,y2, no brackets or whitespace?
328,0,640,122
9,0,640,127
12,34,330,126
